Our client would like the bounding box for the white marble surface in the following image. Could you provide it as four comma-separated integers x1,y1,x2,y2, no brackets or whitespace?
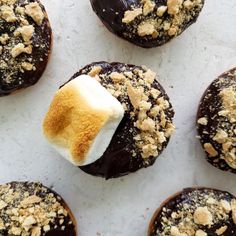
0,0,236,235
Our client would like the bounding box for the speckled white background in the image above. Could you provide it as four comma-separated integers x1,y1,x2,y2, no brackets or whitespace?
0,0,236,235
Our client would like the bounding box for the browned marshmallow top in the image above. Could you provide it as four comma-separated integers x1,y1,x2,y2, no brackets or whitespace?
43,75,124,166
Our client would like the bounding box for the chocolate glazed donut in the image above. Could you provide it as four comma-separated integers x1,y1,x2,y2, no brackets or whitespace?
0,182,77,236
197,68,236,174
0,0,52,96
148,187,236,236
64,62,175,179
90,0,204,48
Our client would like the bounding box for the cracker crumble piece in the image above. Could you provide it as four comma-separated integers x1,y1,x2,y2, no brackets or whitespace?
197,117,208,125
157,6,167,17
15,25,35,42
220,199,231,213
21,61,34,71
204,143,218,157
0,33,9,44
193,206,213,226
122,8,142,24
138,21,158,38
110,72,126,83
0,200,7,210
195,230,207,236
141,0,155,16
184,0,194,9
170,226,187,236
25,2,44,25
127,81,142,109
11,43,32,58
88,66,102,77
219,86,236,122
1,5,17,22
167,0,184,15
232,199,236,224
215,226,227,235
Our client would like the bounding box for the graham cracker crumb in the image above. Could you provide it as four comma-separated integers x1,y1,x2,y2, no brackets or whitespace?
219,86,236,122
197,117,208,126
142,0,155,16
220,199,231,213
11,43,32,58
1,5,17,22
0,33,9,44
122,8,142,24
88,66,102,77
193,206,213,226
110,72,126,83
25,2,44,25
127,82,142,109
215,226,227,235
138,21,157,37
157,6,167,17
16,25,35,42
232,199,236,224
170,226,187,236
203,143,218,157
167,0,183,15
195,230,207,236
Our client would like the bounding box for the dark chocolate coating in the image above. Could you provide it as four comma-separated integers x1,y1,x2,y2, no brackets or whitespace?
148,187,236,236
90,0,204,48
64,61,174,179
0,182,77,236
197,68,236,174
0,0,52,97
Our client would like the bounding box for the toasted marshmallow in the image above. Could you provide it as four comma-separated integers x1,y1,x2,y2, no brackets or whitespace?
43,75,124,166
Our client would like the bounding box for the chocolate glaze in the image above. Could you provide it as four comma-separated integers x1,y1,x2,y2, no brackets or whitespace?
148,187,236,236
197,68,236,174
0,182,77,236
0,0,52,97
64,61,174,179
90,0,204,48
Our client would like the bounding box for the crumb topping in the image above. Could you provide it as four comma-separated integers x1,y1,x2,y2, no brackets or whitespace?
232,199,236,224
215,226,227,235
0,0,48,88
203,143,218,157
193,206,213,225
197,117,208,126
0,182,74,236
154,189,236,236
198,70,236,170
122,0,203,41
84,64,175,161
122,8,142,24
25,2,44,26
